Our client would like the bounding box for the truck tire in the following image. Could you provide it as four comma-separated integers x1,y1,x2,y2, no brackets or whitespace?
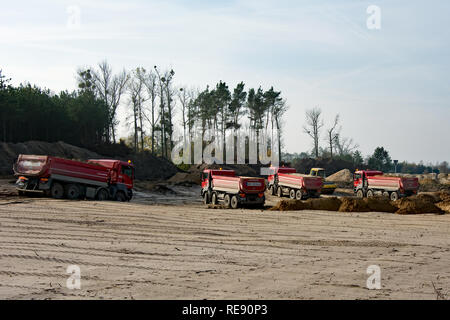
203,192,210,205
211,192,218,205
366,190,374,198
382,191,390,198
296,189,303,200
224,194,231,208
230,195,239,209
65,184,80,200
356,189,364,199
51,182,64,199
96,188,109,201
277,186,283,198
390,191,399,201
289,189,296,199
115,191,127,202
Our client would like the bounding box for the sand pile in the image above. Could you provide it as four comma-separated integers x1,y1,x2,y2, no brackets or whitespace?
168,172,201,185
270,194,444,214
306,197,342,211
269,200,310,211
365,197,398,213
394,197,442,214
326,169,353,182
338,198,370,212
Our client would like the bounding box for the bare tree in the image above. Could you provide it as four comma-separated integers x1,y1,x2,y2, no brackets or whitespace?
326,114,340,159
128,67,148,152
272,99,288,163
335,135,359,156
91,60,129,143
154,67,175,158
143,70,159,155
303,107,323,158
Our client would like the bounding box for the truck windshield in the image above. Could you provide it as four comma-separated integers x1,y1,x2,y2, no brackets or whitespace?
122,166,133,178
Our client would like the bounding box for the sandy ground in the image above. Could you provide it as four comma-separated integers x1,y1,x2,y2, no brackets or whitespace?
0,179,450,300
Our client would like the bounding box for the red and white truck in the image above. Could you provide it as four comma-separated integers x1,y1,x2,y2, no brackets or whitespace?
353,170,419,201
201,169,266,209
267,166,323,200
13,154,134,201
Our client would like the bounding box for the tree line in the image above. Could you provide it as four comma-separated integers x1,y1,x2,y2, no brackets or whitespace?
0,69,108,147
0,62,289,163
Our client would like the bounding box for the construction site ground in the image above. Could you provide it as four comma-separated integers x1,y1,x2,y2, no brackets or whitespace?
0,179,449,300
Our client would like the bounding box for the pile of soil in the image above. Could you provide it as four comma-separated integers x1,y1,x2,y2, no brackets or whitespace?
326,169,353,183
436,201,450,213
365,197,397,213
168,172,201,185
269,200,310,211
394,197,442,215
305,197,342,211
338,198,370,212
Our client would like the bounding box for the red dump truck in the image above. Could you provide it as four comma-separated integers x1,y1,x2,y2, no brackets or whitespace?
267,166,323,200
353,170,418,201
13,154,134,201
201,169,266,209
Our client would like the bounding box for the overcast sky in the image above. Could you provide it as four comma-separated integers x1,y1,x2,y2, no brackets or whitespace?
1,0,449,163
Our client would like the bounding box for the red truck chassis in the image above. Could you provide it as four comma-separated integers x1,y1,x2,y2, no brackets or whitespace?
13,154,134,201
201,169,266,209
353,170,418,201
267,167,323,200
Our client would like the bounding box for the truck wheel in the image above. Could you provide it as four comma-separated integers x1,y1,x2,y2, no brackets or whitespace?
224,194,231,208
115,191,127,202
277,187,283,198
366,190,374,198
382,191,390,198
390,191,399,201
51,182,64,199
65,184,80,200
203,192,210,205
356,189,364,199
96,188,109,201
296,189,303,200
230,195,239,209
211,193,218,205
289,189,296,199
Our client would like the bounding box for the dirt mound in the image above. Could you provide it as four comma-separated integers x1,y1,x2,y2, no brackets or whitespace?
415,193,441,203
305,197,342,211
436,201,450,213
365,197,397,213
326,169,353,183
168,172,201,185
269,200,309,211
338,198,370,212
439,191,450,202
394,197,443,215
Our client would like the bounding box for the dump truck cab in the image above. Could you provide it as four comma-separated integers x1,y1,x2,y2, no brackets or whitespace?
309,168,337,195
